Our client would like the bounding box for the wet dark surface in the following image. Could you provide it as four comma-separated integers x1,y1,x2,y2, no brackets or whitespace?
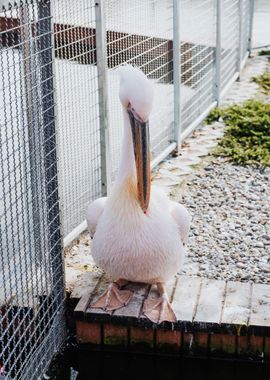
47,346,270,380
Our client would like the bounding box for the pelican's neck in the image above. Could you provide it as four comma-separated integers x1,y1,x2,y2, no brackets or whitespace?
115,110,136,187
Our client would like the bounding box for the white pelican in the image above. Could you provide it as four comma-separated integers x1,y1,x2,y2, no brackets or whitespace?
87,66,191,323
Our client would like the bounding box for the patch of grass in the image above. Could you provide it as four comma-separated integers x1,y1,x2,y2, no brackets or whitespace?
252,72,270,93
206,100,270,167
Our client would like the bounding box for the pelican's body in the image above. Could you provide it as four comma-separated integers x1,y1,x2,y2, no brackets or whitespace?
87,66,191,322
89,182,187,284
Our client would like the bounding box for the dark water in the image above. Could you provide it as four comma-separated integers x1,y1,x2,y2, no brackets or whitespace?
46,346,270,380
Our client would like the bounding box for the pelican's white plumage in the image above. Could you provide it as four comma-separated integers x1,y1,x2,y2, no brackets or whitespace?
87,65,191,284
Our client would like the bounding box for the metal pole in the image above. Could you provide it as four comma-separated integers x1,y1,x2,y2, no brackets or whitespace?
95,0,111,195
173,0,181,152
237,0,243,80
215,0,222,106
20,4,43,261
248,0,255,55
38,0,65,306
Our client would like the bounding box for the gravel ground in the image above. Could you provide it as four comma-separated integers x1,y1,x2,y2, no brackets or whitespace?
180,157,270,284
65,156,270,288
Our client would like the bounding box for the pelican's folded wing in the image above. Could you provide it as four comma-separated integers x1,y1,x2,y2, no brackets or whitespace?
170,201,191,243
86,197,107,237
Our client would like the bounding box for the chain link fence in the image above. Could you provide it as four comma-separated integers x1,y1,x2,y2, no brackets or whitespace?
1,0,254,379
0,1,65,379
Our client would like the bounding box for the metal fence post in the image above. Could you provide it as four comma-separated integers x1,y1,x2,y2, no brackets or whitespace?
95,0,111,195
237,0,243,79
173,0,181,152
248,0,255,55
215,0,222,106
20,4,43,261
38,0,65,305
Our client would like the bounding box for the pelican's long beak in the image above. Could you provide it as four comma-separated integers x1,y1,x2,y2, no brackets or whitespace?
127,105,151,213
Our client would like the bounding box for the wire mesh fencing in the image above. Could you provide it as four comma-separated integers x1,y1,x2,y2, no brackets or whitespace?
104,0,174,180
52,0,102,239
0,1,65,379
241,0,252,62
180,0,217,136
54,0,254,243
220,0,240,92
253,0,270,49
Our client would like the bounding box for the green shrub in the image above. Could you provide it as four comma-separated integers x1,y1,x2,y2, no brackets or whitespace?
206,100,270,167
204,107,224,124
252,72,270,93
258,50,270,56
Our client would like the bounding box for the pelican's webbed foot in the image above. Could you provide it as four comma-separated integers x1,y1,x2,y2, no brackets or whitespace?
143,283,176,324
91,280,133,311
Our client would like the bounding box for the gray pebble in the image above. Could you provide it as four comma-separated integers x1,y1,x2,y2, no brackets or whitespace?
259,263,270,273
252,241,264,248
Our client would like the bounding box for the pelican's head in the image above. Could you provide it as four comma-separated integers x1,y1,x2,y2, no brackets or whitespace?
119,66,154,213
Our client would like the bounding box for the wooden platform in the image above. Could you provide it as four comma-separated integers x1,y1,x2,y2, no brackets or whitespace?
72,272,270,359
